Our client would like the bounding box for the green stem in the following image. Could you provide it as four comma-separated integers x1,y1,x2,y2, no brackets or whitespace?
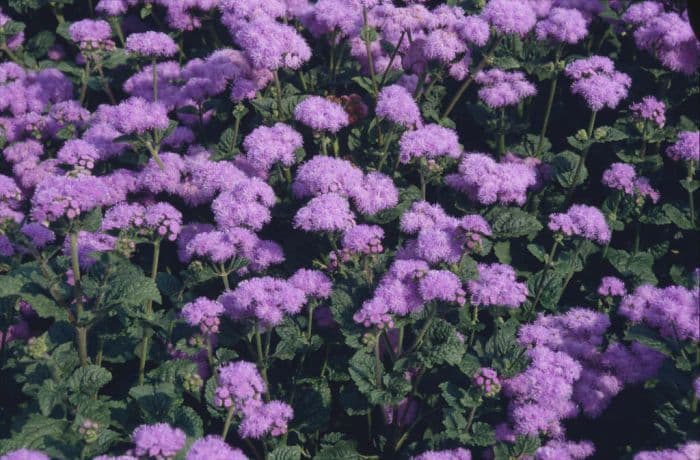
408,307,435,353
70,232,89,367
221,405,235,440
379,31,405,87
219,263,230,290
396,325,405,358
565,111,597,202
362,7,379,97
634,221,641,254
138,240,160,385
497,107,506,158
441,38,499,119
536,47,563,156
109,17,125,47
464,405,478,434
254,322,270,397
79,61,92,106
688,161,696,227
419,166,427,200
95,64,116,104
467,303,479,348
307,303,315,339
560,243,584,297
601,197,621,259
531,240,560,311
273,70,284,118
145,141,165,170
374,333,382,387
152,57,158,102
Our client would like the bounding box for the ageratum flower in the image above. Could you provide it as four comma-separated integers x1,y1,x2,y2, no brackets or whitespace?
475,69,537,108
342,224,384,254
294,96,349,133
376,84,422,128
293,193,356,232
597,276,626,297
56,139,100,170
243,122,303,172
535,7,588,44
68,19,113,49
181,297,224,335
185,436,247,460
467,263,528,308
446,153,538,206
212,178,276,231
548,204,611,243
0,449,50,460
31,175,112,222
398,124,461,164
219,276,307,327
631,11,700,75
565,56,631,111
238,400,294,439
292,156,364,199
131,423,186,459
629,96,666,127
666,131,699,162
634,442,700,460
125,31,179,57
534,440,595,460
20,223,55,249
234,18,312,71
412,448,472,460
481,0,537,37
288,269,332,299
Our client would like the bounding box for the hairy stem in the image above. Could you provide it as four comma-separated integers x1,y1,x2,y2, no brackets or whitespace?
379,31,405,87
531,240,560,311
138,240,160,385
70,231,89,367
221,405,235,440
566,110,598,202
362,7,379,97
536,46,563,156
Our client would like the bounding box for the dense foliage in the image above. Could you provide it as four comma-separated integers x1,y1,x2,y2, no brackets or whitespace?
0,0,698,459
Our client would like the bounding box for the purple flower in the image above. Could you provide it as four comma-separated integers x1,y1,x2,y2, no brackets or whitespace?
294,96,349,133
633,442,700,460
219,277,307,327
186,436,247,460
351,172,399,215
233,18,311,71
456,16,491,46
20,223,55,248
57,139,100,171
565,56,631,111
182,297,224,335
629,96,666,127
535,440,595,460
619,284,699,342
446,153,538,206
243,123,303,172
289,268,332,299
62,231,117,269
215,360,266,408
398,124,461,164
212,178,276,231
666,131,699,162
342,224,384,254
126,31,178,57
632,11,699,75
548,204,611,243
95,0,128,16
376,84,422,128
467,263,528,308
132,423,186,459
597,276,626,296
622,1,664,25
186,228,255,264
68,19,113,48
475,69,537,108
0,449,50,460
417,269,465,304
412,448,472,460
482,0,537,37
3,140,43,164
535,7,588,44
292,156,364,199
473,367,502,396
602,162,636,194
239,400,294,438
109,97,171,135
31,175,112,222
294,193,356,232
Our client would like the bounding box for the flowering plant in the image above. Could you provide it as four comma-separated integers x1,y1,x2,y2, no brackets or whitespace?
0,0,698,459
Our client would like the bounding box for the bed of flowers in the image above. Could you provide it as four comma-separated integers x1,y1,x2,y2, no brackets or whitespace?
0,0,698,459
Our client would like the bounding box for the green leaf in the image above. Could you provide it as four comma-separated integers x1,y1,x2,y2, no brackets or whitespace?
101,262,161,311
662,204,694,230
129,383,180,422
315,440,364,460
486,207,542,239
552,150,587,188
625,325,672,356
269,446,302,460
493,241,511,264
67,365,112,396
470,421,496,446
418,319,465,368
294,379,332,433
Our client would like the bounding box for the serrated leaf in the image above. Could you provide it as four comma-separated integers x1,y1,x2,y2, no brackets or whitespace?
269,446,302,460
486,207,542,239
552,150,587,188
68,365,112,395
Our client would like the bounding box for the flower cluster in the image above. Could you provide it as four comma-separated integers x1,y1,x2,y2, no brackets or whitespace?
565,56,631,111
548,204,611,244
